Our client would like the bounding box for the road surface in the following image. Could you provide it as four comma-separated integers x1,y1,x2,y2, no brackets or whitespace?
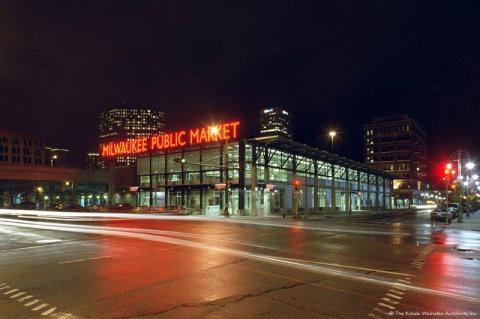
0,209,479,318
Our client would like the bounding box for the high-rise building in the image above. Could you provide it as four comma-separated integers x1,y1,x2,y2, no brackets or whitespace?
259,107,292,138
86,152,101,169
363,115,428,206
0,129,47,166
99,106,166,166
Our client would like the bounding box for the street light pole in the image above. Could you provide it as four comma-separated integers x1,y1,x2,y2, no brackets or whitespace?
224,139,230,217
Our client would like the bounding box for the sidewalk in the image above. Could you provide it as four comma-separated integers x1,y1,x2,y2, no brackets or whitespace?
178,209,416,222
447,210,480,231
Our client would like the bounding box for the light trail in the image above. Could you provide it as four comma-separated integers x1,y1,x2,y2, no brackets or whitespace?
1,218,479,304
0,209,410,236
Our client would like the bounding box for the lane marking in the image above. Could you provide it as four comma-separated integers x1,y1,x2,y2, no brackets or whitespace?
386,293,402,300
398,279,411,284
24,299,40,307
35,239,63,244
32,303,49,311
0,285,11,290
377,302,395,310
10,291,26,299
4,288,19,295
389,289,405,295
41,307,57,316
59,255,112,264
368,313,384,319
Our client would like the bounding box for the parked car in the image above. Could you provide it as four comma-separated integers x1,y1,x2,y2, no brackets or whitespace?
430,205,453,223
447,203,460,217
66,204,86,212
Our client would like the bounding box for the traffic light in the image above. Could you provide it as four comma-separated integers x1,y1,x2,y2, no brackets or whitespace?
293,179,301,190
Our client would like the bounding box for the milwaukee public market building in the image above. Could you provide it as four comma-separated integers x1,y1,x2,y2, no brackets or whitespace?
101,121,395,216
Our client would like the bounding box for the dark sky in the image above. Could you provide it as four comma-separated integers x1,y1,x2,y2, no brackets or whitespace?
1,1,479,173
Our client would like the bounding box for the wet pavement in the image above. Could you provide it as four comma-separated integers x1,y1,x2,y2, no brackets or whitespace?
0,209,479,319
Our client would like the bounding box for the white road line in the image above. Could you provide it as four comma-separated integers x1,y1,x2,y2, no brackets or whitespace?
0,283,7,287
368,313,384,319
378,302,395,310
17,295,33,302
24,299,40,307
59,255,111,264
10,291,26,298
373,307,391,316
398,279,411,284
57,314,74,319
32,303,49,311
41,307,57,316
382,297,400,305
386,293,402,300
4,288,19,295
0,285,10,290
35,239,62,244
389,289,405,295
58,258,87,264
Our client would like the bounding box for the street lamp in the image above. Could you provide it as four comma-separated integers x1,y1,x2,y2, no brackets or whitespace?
50,154,58,167
328,131,336,153
466,162,475,170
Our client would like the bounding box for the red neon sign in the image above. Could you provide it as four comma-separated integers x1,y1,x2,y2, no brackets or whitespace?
101,121,240,157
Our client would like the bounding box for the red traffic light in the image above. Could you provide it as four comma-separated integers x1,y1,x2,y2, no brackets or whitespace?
293,179,301,189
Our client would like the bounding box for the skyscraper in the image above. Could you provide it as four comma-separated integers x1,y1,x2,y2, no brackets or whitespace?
99,106,166,166
363,115,428,206
259,107,292,138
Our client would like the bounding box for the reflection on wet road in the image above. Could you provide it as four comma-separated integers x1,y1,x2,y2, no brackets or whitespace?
0,209,479,318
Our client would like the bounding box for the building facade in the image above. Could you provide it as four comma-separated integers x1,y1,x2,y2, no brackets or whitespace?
136,137,394,216
363,115,428,206
259,107,293,138
99,106,166,166
0,129,47,166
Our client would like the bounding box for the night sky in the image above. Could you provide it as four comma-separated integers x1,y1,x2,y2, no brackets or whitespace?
1,1,479,174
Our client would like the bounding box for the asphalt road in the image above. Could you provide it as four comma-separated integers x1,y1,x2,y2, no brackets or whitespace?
0,210,479,319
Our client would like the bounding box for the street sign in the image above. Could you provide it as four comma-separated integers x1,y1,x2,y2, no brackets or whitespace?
215,183,226,190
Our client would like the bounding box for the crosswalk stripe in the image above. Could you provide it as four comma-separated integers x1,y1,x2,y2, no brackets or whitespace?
32,303,49,311
24,299,40,307
382,297,400,305
368,313,384,319
41,307,57,316
4,288,19,295
0,285,11,290
374,307,391,316
10,291,26,299
17,295,33,302
389,289,405,295
386,293,402,300
378,302,395,310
